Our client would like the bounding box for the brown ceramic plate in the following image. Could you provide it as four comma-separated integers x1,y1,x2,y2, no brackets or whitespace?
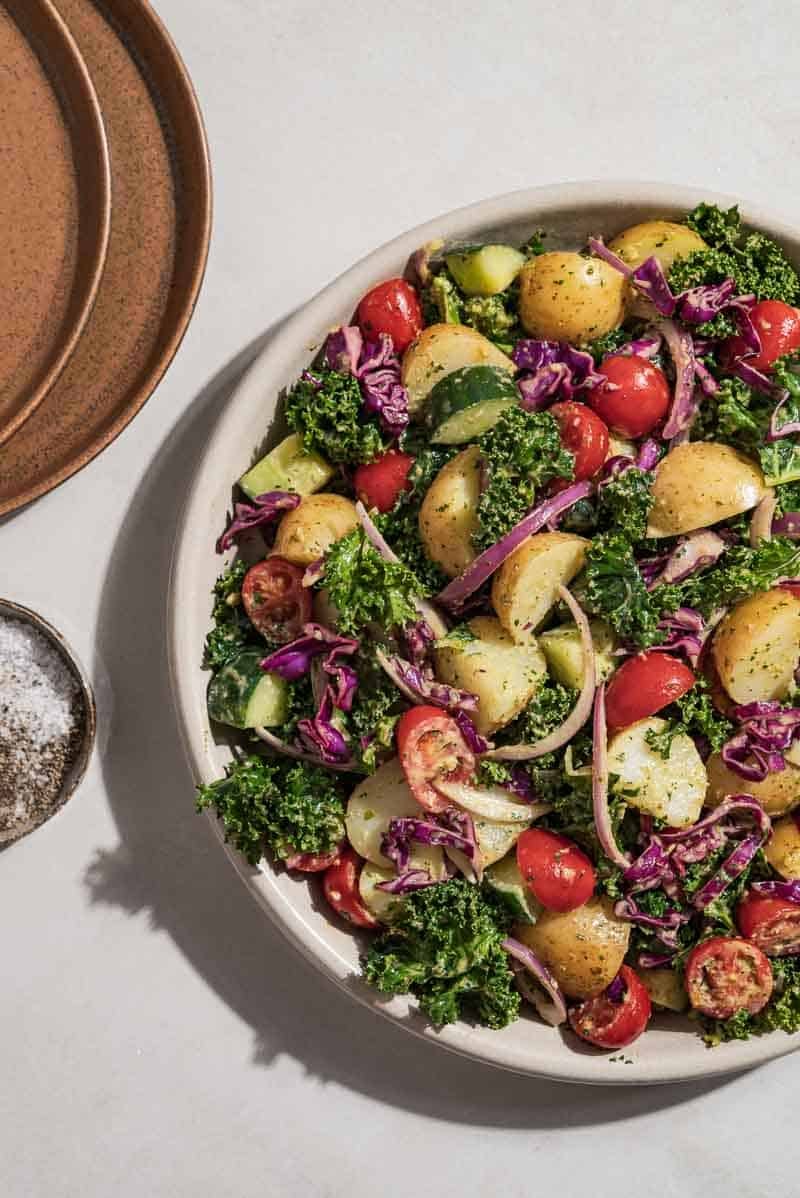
0,0,111,445
0,0,211,516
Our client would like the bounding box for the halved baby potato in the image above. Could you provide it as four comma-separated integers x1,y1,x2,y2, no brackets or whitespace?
765,814,800,879
513,897,631,999
607,717,707,827
646,442,767,538
272,493,358,566
401,323,514,417
433,615,547,735
607,219,707,318
705,751,800,818
517,252,626,345
418,446,481,578
490,531,588,643
711,587,800,704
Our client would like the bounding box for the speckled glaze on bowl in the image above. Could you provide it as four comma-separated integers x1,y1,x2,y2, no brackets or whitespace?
169,182,800,1084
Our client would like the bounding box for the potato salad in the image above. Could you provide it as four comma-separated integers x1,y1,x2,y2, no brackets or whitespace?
200,203,800,1052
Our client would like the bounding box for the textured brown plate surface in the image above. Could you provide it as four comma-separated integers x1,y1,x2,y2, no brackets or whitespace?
0,0,211,516
0,0,111,445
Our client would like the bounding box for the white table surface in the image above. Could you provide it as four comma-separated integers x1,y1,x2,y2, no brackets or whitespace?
3,1,800,1193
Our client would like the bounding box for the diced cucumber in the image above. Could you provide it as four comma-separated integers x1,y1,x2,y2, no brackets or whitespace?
636,967,688,1012
539,620,618,689
426,365,519,444
485,853,541,924
358,861,404,922
207,649,289,729
238,433,333,500
446,245,526,297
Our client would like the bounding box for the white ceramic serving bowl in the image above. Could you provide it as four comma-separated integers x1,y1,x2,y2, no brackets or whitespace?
169,181,800,1084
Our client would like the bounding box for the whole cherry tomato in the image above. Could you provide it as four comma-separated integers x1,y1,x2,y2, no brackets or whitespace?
722,300,800,371
590,355,671,438
516,827,596,912
357,278,422,355
550,401,609,481
322,846,379,929
737,891,800,956
684,936,773,1019
353,450,414,513
395,706,476,814
604,652,695,730
569,967,652,1049
242,557,311,642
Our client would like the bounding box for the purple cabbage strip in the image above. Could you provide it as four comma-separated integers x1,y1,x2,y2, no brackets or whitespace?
649,605,715,668
721,700,800,782
606,973,627,1003
453,710,490,754
773,512,800,539
512,339,605,408
638,952,676,969
644,530,727,590
381,810,479,881
376,870,440,894
437,480,593,612
691,833,765,911
610,334,662,360
694,358,719,396
297,690,352,763
676,279,737,323
216,491,301,554
614,897,688,948
404,619,435,666
769,387,800,440
630,256,676,316
752,880,800,905
375,648,478,714
657,318,698,440
324,325,409,437
502,764,535,802
261,622,359,682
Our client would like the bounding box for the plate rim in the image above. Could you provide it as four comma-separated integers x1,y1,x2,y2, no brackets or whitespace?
169,180,800,1084
0,0,112,445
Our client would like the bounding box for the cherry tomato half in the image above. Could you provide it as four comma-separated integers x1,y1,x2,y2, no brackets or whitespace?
395,705,476,814
685,936,773,1020
285,846,341,872
357,278,422,355
550,401,609,481
604,652,696,731
737,891,800,956
322,846,379,929
516,827,596,913
241,556,311,643
590,355,671,438
722,300,800,371
569,967,652,1049
353,450,414,514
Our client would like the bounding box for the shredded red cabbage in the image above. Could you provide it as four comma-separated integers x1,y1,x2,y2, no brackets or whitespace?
453,710,491,754
644,531,727,590
650,605,720,668
752,880,800,904
297,690,353,762
605,972,628,1003
261,622,359,682
253,726,359,771
437,481,593,612
381,810,479,881
513,339,604,409
677,279,737,323
325,326,409,436
216,491,301,554
656,318,698,440
773,512,800,539
375,647,477,714
376,869,440,894
721,700,800,782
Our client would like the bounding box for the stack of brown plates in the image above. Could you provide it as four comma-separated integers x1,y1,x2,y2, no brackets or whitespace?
0,0,211,516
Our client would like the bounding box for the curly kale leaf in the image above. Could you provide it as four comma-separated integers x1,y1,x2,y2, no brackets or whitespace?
587,327,631,364
645,680,734,761
584,533,664,648
597,468,655,540
681,537,800,613
284,368,387,466
776,479,800,515
204,560,255,669
196,755,346,865
363,879,519,1029
691,371,800,487
473,407,574,550
347,650,407,771
669,204,800,338
321,528,421,635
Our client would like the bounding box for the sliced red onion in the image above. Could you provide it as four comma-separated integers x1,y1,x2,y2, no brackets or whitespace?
694,357,719,396
592,682,631,869
614,896,688,947
503,937,567,1027
436,482,592,612
375,647,478,713
302,557,325,587
433,779,544,823
453,710,491,754
752,880,800,904
355,501,449,638
646,530,727,589
638,952,676,969
483,586,595,762
692,832,765,911
657,318,698,439
733,359,775,395
636,438,661,470
750,492,777,547
376,870,439,894
587,237,632,277
773,512,800,539
253,726,360,771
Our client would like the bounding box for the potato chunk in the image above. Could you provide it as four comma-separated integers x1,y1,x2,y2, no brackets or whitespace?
401,323,514,417
518,252,626,345
514,897,631,999
712,587,800,703
646,443,767,538
705,751,800,818
766,814,800,879
491,531,588,643
433,615,547,735
418,446,481,579
607,717,707,827
272,494,358,566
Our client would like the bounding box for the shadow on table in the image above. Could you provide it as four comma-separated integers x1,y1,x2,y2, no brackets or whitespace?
87,330,738,1130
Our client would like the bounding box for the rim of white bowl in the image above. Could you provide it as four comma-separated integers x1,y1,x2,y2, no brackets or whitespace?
169,180,800,1084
